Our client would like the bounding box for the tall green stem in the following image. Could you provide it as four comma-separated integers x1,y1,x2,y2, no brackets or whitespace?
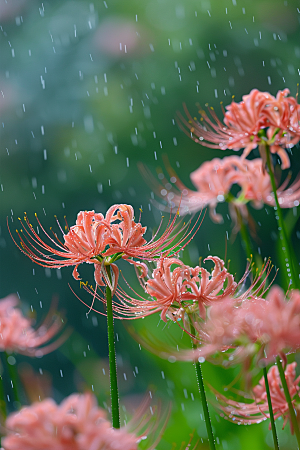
105,267,120,428
276,356,300,446
263,366,280,450
190,323,216,450
235,206,253,262
265,145,299,289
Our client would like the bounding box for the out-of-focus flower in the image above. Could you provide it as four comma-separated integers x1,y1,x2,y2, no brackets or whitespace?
177,284,300,367
141,156,300,223
213,362,300,433
0,294,66,357
2,392,164,450
94,18,148,57
177,88,300,169
10,204,200,294
0,0,28,22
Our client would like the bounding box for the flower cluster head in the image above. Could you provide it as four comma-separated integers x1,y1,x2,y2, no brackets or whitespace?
98,255,265,324
178,88,300,169
2,392,155,450
11,204,198,294
214,362,300,434
144,155,300,223
0,294,65,357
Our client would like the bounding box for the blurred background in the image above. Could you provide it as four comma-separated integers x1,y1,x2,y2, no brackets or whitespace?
1,0,300,448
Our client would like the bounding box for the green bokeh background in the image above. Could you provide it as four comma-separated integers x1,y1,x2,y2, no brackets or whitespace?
1,0,300,448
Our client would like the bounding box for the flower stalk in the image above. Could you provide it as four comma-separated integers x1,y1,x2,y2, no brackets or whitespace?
265,145,299,289
105,266,120,429
276,356,300,446
263,366,280,450
190,322,216,450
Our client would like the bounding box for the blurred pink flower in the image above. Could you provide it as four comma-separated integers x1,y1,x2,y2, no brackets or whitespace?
2,393,162,450
142,156,300,222
178,284,300,367
214,362,300,433
178,88,300,169
94,18,147,57
0,294,66,357
10,204,199,294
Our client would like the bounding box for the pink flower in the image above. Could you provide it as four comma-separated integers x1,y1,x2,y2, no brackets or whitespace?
246,286,300,364
10,204,198,293
12,210,111,287
143,156,300,223
2,393,162,450
178,88,300,169
213,362,300,433
0,294,66,357
95,256,254,324
176,284,300,367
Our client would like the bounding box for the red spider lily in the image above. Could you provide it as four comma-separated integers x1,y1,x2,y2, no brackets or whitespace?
177,88,300,169
0,294,68,357
174,282,300,369
213,362,300,433
141,156,300,225
9,204,202,294
79,256,270,326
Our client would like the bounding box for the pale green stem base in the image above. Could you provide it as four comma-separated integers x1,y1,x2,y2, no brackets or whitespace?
276,356,300,446
106,270,120,428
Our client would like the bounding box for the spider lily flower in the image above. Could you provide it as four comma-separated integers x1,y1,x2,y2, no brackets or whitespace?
141,156,300,224
2,392,168,450
0,294,67,357
178,284,300,368
85,255,266,324
213,362,300,433
10,204,200,294
177,88,300,169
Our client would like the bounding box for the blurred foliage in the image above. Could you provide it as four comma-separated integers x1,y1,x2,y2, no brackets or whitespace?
1,0,300,448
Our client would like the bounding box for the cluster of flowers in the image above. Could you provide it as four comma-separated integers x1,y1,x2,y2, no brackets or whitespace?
6,87,300,448
10,199,300,432
142,89,300,228
0,292,165,449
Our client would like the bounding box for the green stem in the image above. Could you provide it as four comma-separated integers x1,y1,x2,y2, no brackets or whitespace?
105,267,120,429
265,145,299,289
190,323,216,450
235,206,253,260
276,356,300,446
4,353,20,405
263,366,280,450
